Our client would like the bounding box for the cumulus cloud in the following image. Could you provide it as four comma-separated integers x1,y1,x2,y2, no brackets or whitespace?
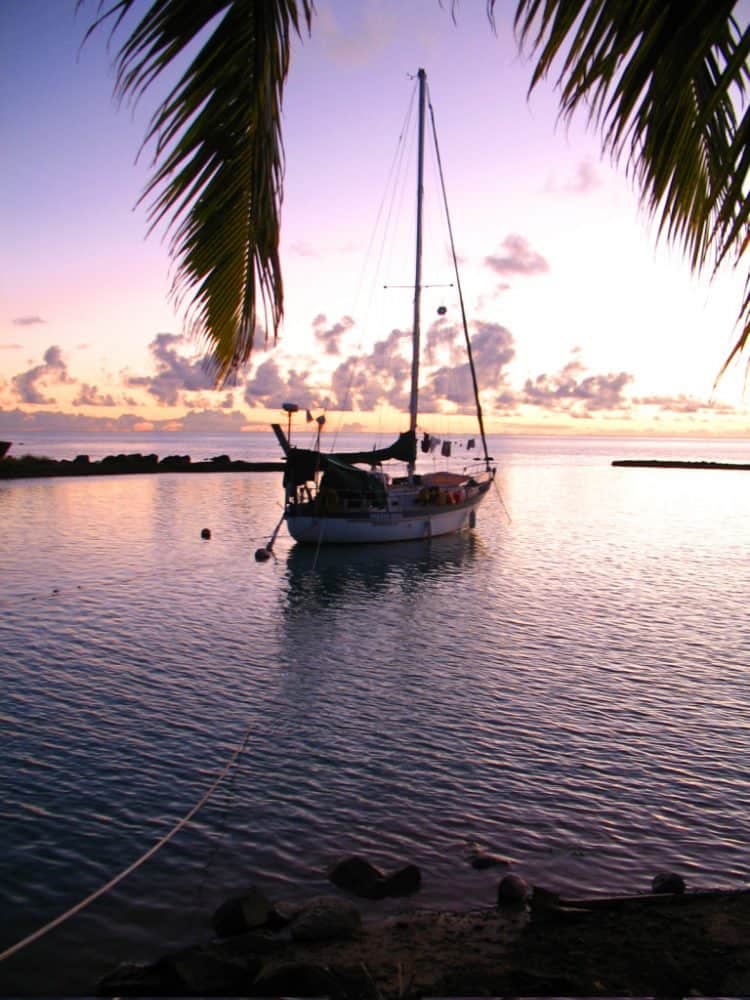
73,383,117,407
421,323,516,412
521,357,632,415
12,345,72,404
242,358,324,411
424,321,461,366
244,358,287,407
313,313,355,355
331,328,412,411
12,315,46,327
485,235,549,277
126,333,216,405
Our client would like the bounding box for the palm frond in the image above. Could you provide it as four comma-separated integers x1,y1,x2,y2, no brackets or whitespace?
503,0,750,369
83,0,312,381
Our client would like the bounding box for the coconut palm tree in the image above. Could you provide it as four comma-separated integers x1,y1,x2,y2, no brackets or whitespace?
511,0,750,374
85,0,749,380
83,0,313,382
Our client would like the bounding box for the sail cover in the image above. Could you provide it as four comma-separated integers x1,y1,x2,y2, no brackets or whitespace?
283,430,416,488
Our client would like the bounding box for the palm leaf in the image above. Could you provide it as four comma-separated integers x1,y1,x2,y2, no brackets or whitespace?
83,0,312,382
503,0,750,370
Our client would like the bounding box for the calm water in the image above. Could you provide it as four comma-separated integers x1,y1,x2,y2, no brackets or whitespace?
2,433,750,993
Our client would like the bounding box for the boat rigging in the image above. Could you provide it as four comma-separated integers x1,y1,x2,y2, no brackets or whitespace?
271,68,495,546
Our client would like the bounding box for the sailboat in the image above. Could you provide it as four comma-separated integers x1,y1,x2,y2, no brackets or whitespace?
272,69,495,545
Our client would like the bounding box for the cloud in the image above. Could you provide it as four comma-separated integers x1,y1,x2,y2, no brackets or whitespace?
12,345,72,404
485,235,549,277
242,358,324,410
330,328,412,411
313,313,355,355
424,321,461,366
316,2,396,67
12,315,46,327
546,160,602,195
0,407,147,434
243,358,287,407
521,357,633,415
635,394,736,415
179,408,250,432
72,383,117,407
0,406,253,436
421,323,516,412
1,343,22,350
126,333,216,405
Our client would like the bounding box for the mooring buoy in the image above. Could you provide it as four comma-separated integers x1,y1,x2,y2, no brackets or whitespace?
201,528,211,539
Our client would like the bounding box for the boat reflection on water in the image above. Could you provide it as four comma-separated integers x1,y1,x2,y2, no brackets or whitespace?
282,531,485,613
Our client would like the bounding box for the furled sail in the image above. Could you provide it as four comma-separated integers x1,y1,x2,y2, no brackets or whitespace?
275,427,416,488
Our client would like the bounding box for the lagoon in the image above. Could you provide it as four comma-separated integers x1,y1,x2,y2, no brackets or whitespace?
2,433,750,993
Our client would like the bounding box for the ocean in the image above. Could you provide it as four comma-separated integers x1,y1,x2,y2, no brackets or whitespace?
2,431,750,993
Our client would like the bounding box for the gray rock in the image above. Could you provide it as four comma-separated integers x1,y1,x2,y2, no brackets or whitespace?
383,863,421,896
211,885,273,937
269,898,305,928
652,872,686,894
497,873,531,905
213,928,289,958
166,945,258,993
96,960,185,996
328,856,386,898
252,960,339,997
328,855,422,899
290,895,362,942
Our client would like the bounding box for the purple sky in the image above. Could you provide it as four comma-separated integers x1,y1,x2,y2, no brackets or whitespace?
2,0,749,436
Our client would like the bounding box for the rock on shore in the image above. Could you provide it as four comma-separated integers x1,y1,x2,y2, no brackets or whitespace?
98,882,750,998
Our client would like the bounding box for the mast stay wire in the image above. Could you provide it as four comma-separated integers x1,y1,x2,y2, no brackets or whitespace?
328,77,419,453
0,725,252,965
331,81,418,450
426,86,493,474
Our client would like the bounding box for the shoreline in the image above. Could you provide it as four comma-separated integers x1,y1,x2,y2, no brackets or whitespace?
98,886,750,997
0,452,284,480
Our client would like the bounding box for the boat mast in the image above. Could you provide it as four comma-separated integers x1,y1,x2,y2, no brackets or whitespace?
408,68,426,479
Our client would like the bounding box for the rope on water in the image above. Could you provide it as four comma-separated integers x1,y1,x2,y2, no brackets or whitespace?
0,725,252,965
493,478,512,524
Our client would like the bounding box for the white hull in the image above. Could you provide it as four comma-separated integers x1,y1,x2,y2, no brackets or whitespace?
286,490,488,545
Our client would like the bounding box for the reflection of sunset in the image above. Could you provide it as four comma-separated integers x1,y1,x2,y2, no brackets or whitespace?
1,2,747,438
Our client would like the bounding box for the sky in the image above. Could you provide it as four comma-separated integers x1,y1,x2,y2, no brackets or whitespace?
1,0,750,439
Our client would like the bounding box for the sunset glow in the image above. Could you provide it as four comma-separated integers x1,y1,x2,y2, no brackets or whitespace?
2,0,749,440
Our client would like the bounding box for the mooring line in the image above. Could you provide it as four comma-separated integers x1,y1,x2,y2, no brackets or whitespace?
0,726,252,965
493,478,512,524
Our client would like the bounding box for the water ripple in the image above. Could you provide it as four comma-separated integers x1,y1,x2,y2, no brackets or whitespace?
2,457,750,991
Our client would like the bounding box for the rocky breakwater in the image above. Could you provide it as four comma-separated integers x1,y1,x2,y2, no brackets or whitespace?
0,451,284,480
95,854,750,998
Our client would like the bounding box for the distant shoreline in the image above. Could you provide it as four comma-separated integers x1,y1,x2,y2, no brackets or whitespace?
613,459,750,470
0,452,284,480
